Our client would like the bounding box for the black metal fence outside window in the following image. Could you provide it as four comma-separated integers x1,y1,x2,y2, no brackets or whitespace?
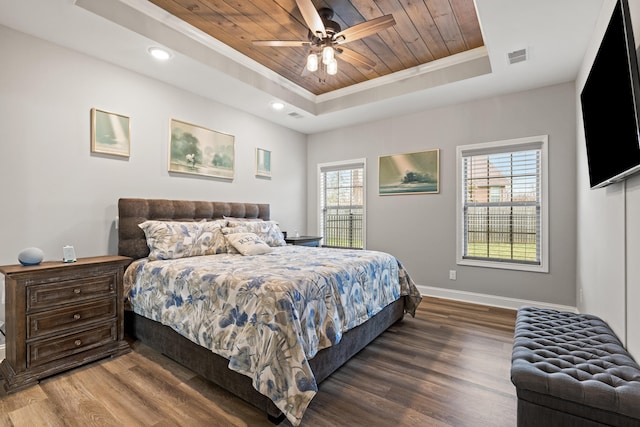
323,212,363,249
466,206,537,244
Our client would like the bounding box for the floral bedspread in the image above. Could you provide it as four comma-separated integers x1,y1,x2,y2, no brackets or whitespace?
123,246,421,426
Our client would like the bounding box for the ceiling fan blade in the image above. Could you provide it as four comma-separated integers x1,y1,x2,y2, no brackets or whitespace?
336,47,376,69
295,0,326,38
252,40,310,47
334,14,396,44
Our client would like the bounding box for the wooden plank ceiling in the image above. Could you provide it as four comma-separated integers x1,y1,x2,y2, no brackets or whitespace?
149,0,485,95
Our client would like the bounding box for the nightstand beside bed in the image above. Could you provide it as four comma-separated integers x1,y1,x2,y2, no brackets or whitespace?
0,255,132,393
284,236,322,247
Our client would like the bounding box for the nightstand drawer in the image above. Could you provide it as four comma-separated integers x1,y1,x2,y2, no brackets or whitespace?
27,298,117,339
27,321,118,368
27,274,116,312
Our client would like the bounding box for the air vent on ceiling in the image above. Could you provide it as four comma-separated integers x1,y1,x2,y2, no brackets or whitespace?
288,112,304,119
507,48,528,65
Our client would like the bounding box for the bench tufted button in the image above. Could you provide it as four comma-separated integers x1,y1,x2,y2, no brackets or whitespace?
511,306,640,422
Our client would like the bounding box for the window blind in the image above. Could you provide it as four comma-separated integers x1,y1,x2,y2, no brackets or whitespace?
320,162,365,249
462,147,541,265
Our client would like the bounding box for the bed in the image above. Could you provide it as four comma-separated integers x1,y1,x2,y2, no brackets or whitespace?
118,198,422,426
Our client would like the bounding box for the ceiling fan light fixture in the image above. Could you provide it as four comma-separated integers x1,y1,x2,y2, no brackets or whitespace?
322,46,334,65
326,58,338,75
252,5,394,80
306,53,319,72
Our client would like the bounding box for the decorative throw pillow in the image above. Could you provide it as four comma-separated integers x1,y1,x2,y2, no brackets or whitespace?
221,226,249,254
225,232,273,256
227,220,286,247
138,220,201,260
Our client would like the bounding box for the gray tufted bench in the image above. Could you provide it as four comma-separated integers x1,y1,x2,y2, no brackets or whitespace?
511,306,640,427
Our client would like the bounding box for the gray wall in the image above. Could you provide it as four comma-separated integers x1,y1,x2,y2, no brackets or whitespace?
0,26,308,321
576,0,640,356
307,82,578,307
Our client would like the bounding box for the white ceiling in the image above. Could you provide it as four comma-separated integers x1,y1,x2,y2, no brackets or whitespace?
0,0,605,134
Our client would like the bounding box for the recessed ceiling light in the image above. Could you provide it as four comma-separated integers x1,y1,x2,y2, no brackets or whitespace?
148,47,171,61
270,101,285,111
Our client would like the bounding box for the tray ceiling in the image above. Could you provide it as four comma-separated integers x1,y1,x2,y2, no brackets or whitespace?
149,0,485,95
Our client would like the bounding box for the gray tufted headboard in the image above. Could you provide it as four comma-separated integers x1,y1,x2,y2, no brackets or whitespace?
118,198,270,260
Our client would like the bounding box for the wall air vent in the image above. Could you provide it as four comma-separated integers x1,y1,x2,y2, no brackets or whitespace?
507,48,528,64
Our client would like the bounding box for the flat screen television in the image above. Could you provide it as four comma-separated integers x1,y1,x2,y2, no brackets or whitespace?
580,0,640,189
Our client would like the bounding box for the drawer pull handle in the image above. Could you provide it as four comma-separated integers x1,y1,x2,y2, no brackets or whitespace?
73,313,81,320
73,289,81,294
74,340,82,346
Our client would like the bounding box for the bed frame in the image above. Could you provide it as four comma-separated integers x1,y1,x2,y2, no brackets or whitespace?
117,198,405,423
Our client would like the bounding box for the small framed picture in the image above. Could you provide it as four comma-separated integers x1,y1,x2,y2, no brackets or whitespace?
256,147,271,178
90,108,130,157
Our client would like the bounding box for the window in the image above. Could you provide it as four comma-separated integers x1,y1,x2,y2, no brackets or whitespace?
319,159,366,249
456,135,548,272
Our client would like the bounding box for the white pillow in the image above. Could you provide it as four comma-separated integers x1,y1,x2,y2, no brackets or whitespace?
225,232,273,256
221,226,249,254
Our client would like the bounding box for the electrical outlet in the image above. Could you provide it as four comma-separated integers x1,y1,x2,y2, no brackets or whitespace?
449,270,457,280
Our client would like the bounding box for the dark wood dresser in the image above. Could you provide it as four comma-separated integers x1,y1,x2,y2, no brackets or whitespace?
0,255,132,392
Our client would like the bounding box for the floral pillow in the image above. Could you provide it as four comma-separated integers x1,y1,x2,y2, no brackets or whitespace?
139,219,228,260
225,232,273,256
227,220,287,247
193,220,228,255
138,220,201,260
224,216,264,223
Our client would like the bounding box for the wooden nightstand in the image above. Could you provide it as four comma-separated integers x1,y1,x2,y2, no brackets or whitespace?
0,255,132,393
284,236,323,247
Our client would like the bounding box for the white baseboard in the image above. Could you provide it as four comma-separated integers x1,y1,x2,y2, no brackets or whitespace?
417,285,578,313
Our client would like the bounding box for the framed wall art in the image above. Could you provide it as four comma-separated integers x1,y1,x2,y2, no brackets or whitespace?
255,147,271,178
379,148,440,195
168,119,235,180
90,108,130,157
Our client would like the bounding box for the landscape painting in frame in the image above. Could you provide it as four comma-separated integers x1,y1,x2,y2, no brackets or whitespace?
379,149,440,195
90,108,130,157
169,119,235,179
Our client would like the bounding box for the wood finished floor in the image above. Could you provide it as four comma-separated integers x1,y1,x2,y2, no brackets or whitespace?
0,297,517,426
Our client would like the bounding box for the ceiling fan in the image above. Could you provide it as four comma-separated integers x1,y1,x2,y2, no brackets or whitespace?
252,0,396,76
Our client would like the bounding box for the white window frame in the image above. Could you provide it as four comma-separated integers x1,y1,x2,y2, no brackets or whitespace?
317,158,367,249
456,135,549,273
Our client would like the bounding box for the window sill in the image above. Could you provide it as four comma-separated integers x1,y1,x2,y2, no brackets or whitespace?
457,258,548,273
